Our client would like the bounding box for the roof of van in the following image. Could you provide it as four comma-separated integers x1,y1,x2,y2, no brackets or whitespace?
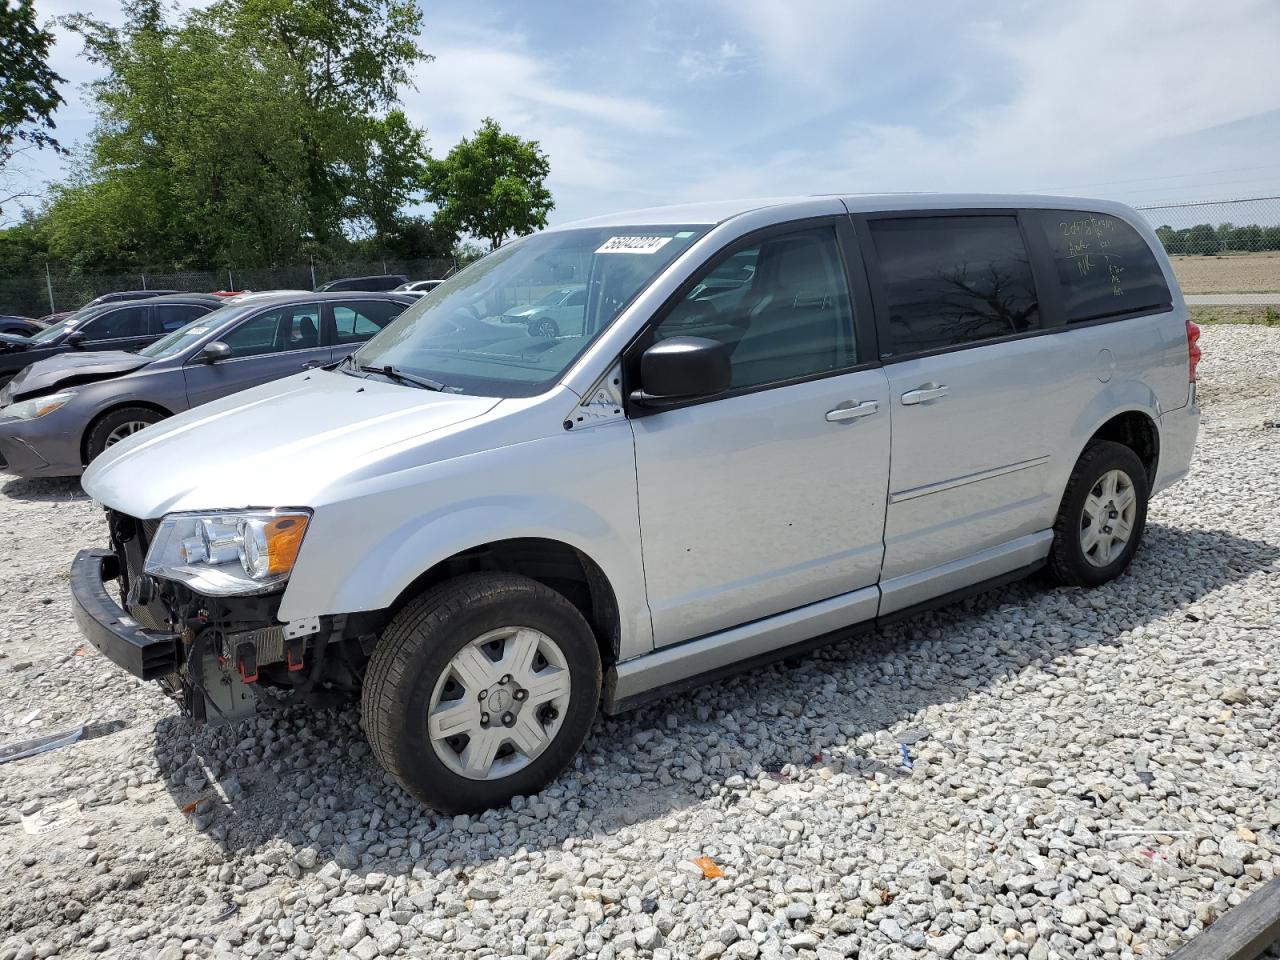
555,194,1144,230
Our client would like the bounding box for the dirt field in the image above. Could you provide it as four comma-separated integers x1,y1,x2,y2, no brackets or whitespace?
1171,252,1280,294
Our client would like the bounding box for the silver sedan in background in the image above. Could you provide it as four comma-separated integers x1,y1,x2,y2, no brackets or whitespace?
0,291,413,478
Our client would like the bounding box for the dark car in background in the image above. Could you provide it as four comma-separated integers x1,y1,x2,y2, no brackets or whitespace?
0,315,43,337
393,279,445,293
317,274,409,292
0,294,222,390
0,291,412,477
83,289,184,308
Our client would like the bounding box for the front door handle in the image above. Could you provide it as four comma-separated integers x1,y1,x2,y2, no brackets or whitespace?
826,400,879,423
900,383,949,405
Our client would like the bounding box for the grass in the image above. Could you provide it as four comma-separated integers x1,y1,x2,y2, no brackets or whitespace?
1188,305,1280,326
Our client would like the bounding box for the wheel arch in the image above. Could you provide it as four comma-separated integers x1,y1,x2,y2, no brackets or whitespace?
372,537,622,671
81,400,173,463
1086,410,1159,485
1065,380,1163,489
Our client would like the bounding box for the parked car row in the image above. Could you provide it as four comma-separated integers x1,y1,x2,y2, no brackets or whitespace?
57,194,1198,815
0,292,413,476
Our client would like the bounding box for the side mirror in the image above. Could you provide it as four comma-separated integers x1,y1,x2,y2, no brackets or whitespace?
66,331,87,348
200,341,232,363
630,336,731,408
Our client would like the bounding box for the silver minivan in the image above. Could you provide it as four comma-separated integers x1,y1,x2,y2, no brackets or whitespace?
70,195,1200,813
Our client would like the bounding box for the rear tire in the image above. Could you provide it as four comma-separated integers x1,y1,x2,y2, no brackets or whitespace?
361,573,601,814
1048,440,1149,587
84,406,165,464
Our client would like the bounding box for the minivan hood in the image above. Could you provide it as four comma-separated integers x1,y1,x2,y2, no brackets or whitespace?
82,371,502,517
4,351,150,401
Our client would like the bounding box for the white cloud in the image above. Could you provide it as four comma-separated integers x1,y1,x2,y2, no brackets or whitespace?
682,0,1280,202
402,29,675,221
678,40,746,82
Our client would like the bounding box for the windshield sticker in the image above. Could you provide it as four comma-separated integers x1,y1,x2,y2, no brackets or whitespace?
596,235,674,255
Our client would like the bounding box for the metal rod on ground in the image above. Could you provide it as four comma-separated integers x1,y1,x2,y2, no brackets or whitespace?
1167,877,1280,960
44,262,55,313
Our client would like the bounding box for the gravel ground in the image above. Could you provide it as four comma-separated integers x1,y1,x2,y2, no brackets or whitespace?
1,326,1278,960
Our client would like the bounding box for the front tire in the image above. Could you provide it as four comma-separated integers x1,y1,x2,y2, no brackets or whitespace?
1048,440,1149,587
361,573,601,814
84,406,165,464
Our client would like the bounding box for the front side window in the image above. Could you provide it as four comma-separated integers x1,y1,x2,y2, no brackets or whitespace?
869,216,1040,356
219,303,321,358
353,225,708,397
1032,210,1171,323
81,305,149,341
653,225,856,390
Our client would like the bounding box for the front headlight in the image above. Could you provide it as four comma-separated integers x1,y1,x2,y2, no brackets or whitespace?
144,510,311,596
2,391,77,420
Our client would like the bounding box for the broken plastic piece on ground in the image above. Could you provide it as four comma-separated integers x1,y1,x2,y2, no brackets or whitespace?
692,855,724,879
0,719,126,765
0,725,84,764
210,903,238,923
898,743,914,770
15,708,41,726
180,797,204,815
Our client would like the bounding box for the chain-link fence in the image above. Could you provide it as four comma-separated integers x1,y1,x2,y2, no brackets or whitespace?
0,257,458,319
1135,196,1280,255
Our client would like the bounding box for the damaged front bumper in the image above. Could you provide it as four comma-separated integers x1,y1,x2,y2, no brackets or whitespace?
71,548,180,680
69,516,334,726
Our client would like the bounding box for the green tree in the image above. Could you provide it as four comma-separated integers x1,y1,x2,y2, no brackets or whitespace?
424,118,553,249
46,0,431,270
211,0,430,244
1,0,65,212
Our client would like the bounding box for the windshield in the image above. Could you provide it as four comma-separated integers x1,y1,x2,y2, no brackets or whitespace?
352,225,708,397
29,304,115,343
140,307,235,358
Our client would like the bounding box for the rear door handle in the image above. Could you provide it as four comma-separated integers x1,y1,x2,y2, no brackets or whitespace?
826,400,879,423
900,384,949,405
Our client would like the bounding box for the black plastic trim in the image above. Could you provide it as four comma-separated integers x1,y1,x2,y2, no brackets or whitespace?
70,548,179,681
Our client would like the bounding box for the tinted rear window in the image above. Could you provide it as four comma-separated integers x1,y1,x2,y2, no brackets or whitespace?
869,215,1040,356
1032,210,1171,323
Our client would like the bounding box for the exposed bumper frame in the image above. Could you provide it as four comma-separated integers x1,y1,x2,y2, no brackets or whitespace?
70,548,179,680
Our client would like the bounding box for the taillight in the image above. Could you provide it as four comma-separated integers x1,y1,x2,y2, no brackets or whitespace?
1186,319,1201,382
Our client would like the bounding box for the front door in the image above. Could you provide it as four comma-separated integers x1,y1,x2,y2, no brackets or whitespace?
860,212,1062,613
630,221,891,647
183,301,330,408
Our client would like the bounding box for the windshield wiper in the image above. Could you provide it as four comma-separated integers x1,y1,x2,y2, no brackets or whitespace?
359,363,447,392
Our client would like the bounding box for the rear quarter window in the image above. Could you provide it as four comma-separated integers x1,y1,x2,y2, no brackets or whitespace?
1031,210,1172,323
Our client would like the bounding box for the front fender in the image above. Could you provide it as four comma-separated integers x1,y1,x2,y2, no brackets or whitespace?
277,424,653,658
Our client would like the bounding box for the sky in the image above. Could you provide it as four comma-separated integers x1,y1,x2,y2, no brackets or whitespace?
11,0,1280,228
